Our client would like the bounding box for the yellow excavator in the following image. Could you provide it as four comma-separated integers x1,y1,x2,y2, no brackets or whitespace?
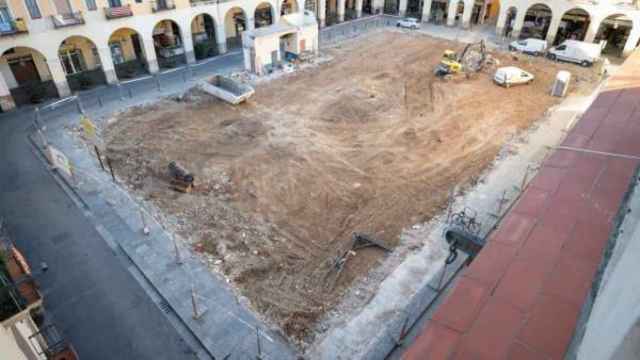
434,40,487,78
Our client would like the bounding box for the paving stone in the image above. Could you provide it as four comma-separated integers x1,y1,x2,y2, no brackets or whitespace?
431,276,490,332
463,241,518,290
402,322,461,360
493,256,554,312
490,212,537,247
517,294,581,360
562,219,610,269
512,187,551,218
507,341,550,360
544,149,578,168
452,297,525,360
589,89,620,110
540,250,597,307
528,166,567,194
517,221,570,263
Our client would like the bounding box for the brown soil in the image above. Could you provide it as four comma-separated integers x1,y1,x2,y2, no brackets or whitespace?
104,31,598,342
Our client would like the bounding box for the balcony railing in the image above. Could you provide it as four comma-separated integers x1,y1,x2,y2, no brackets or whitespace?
104,4,133,19
190,0,233,7
0,18,28,36
50,11,85,28
151,0,175,12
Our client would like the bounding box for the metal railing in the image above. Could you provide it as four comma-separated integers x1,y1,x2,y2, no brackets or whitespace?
0,18,28,36
151,0,175,12
190,0,234,6
104,4,133,19
50,11,85,28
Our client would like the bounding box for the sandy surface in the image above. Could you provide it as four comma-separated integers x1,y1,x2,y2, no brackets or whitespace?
104,31,598,343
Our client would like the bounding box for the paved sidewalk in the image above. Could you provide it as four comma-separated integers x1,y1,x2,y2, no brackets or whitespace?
404,49,640,360
29,52,298,359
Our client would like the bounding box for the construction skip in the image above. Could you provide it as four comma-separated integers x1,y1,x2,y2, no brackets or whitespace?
242,11,319,76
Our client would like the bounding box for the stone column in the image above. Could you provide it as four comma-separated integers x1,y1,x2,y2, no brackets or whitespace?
182,34,196,64
495,7,507,37
142,37,159,73
318,0,327,26
372,0,384,14
399,0,408,17
0,73,15,112
47,59,71,98
622,28,640,57
545,16,561,45
96,47,118,84
247,17,256,31
216,25,228,54
478,0,489,25
461,0,472,28
355,0,363,17
337,0,345,22
584,19,599,43
511,10,526,39
447,0,458,26
422,0,432,22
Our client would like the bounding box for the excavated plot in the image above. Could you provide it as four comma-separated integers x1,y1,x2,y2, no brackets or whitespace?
104,31,598,343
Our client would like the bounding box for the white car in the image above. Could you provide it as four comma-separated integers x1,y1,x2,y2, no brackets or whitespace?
397,18,420,29
508,38,547,56
494,66,534,88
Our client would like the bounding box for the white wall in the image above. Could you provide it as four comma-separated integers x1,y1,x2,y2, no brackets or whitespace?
578,184,640,360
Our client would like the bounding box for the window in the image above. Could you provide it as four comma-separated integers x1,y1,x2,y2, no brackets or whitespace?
24,0,41,18
85,0,96,11
59,50,85,75
108,0,121,7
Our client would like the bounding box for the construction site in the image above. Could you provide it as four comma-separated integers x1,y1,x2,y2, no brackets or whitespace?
102,29,599,345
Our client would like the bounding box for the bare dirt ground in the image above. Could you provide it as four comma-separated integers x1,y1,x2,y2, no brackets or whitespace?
104,30,598,343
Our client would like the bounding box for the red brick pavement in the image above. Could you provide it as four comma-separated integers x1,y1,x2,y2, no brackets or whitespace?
403,53,640,360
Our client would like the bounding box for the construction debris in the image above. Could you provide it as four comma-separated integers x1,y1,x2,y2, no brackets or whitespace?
199,75,254,105
168,161,194,193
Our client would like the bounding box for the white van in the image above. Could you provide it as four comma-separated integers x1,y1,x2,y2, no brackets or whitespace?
494,67,535,88
547,40,602,67
509,38,548,56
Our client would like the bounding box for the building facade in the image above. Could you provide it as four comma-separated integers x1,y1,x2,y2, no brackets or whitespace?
0,0,639,112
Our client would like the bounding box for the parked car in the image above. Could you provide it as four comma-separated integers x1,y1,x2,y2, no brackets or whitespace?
397,18,420,29
493,66,534,88
508,38,547,56
547,40,602,67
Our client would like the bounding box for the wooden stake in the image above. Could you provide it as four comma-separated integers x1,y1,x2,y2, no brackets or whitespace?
94,145,105,171
106,157,116,182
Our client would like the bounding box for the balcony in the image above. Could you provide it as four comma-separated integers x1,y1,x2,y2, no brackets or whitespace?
0,18,28,37
190,0,233,7
151,0,175,12
50,11,84,28
104,4,133,19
